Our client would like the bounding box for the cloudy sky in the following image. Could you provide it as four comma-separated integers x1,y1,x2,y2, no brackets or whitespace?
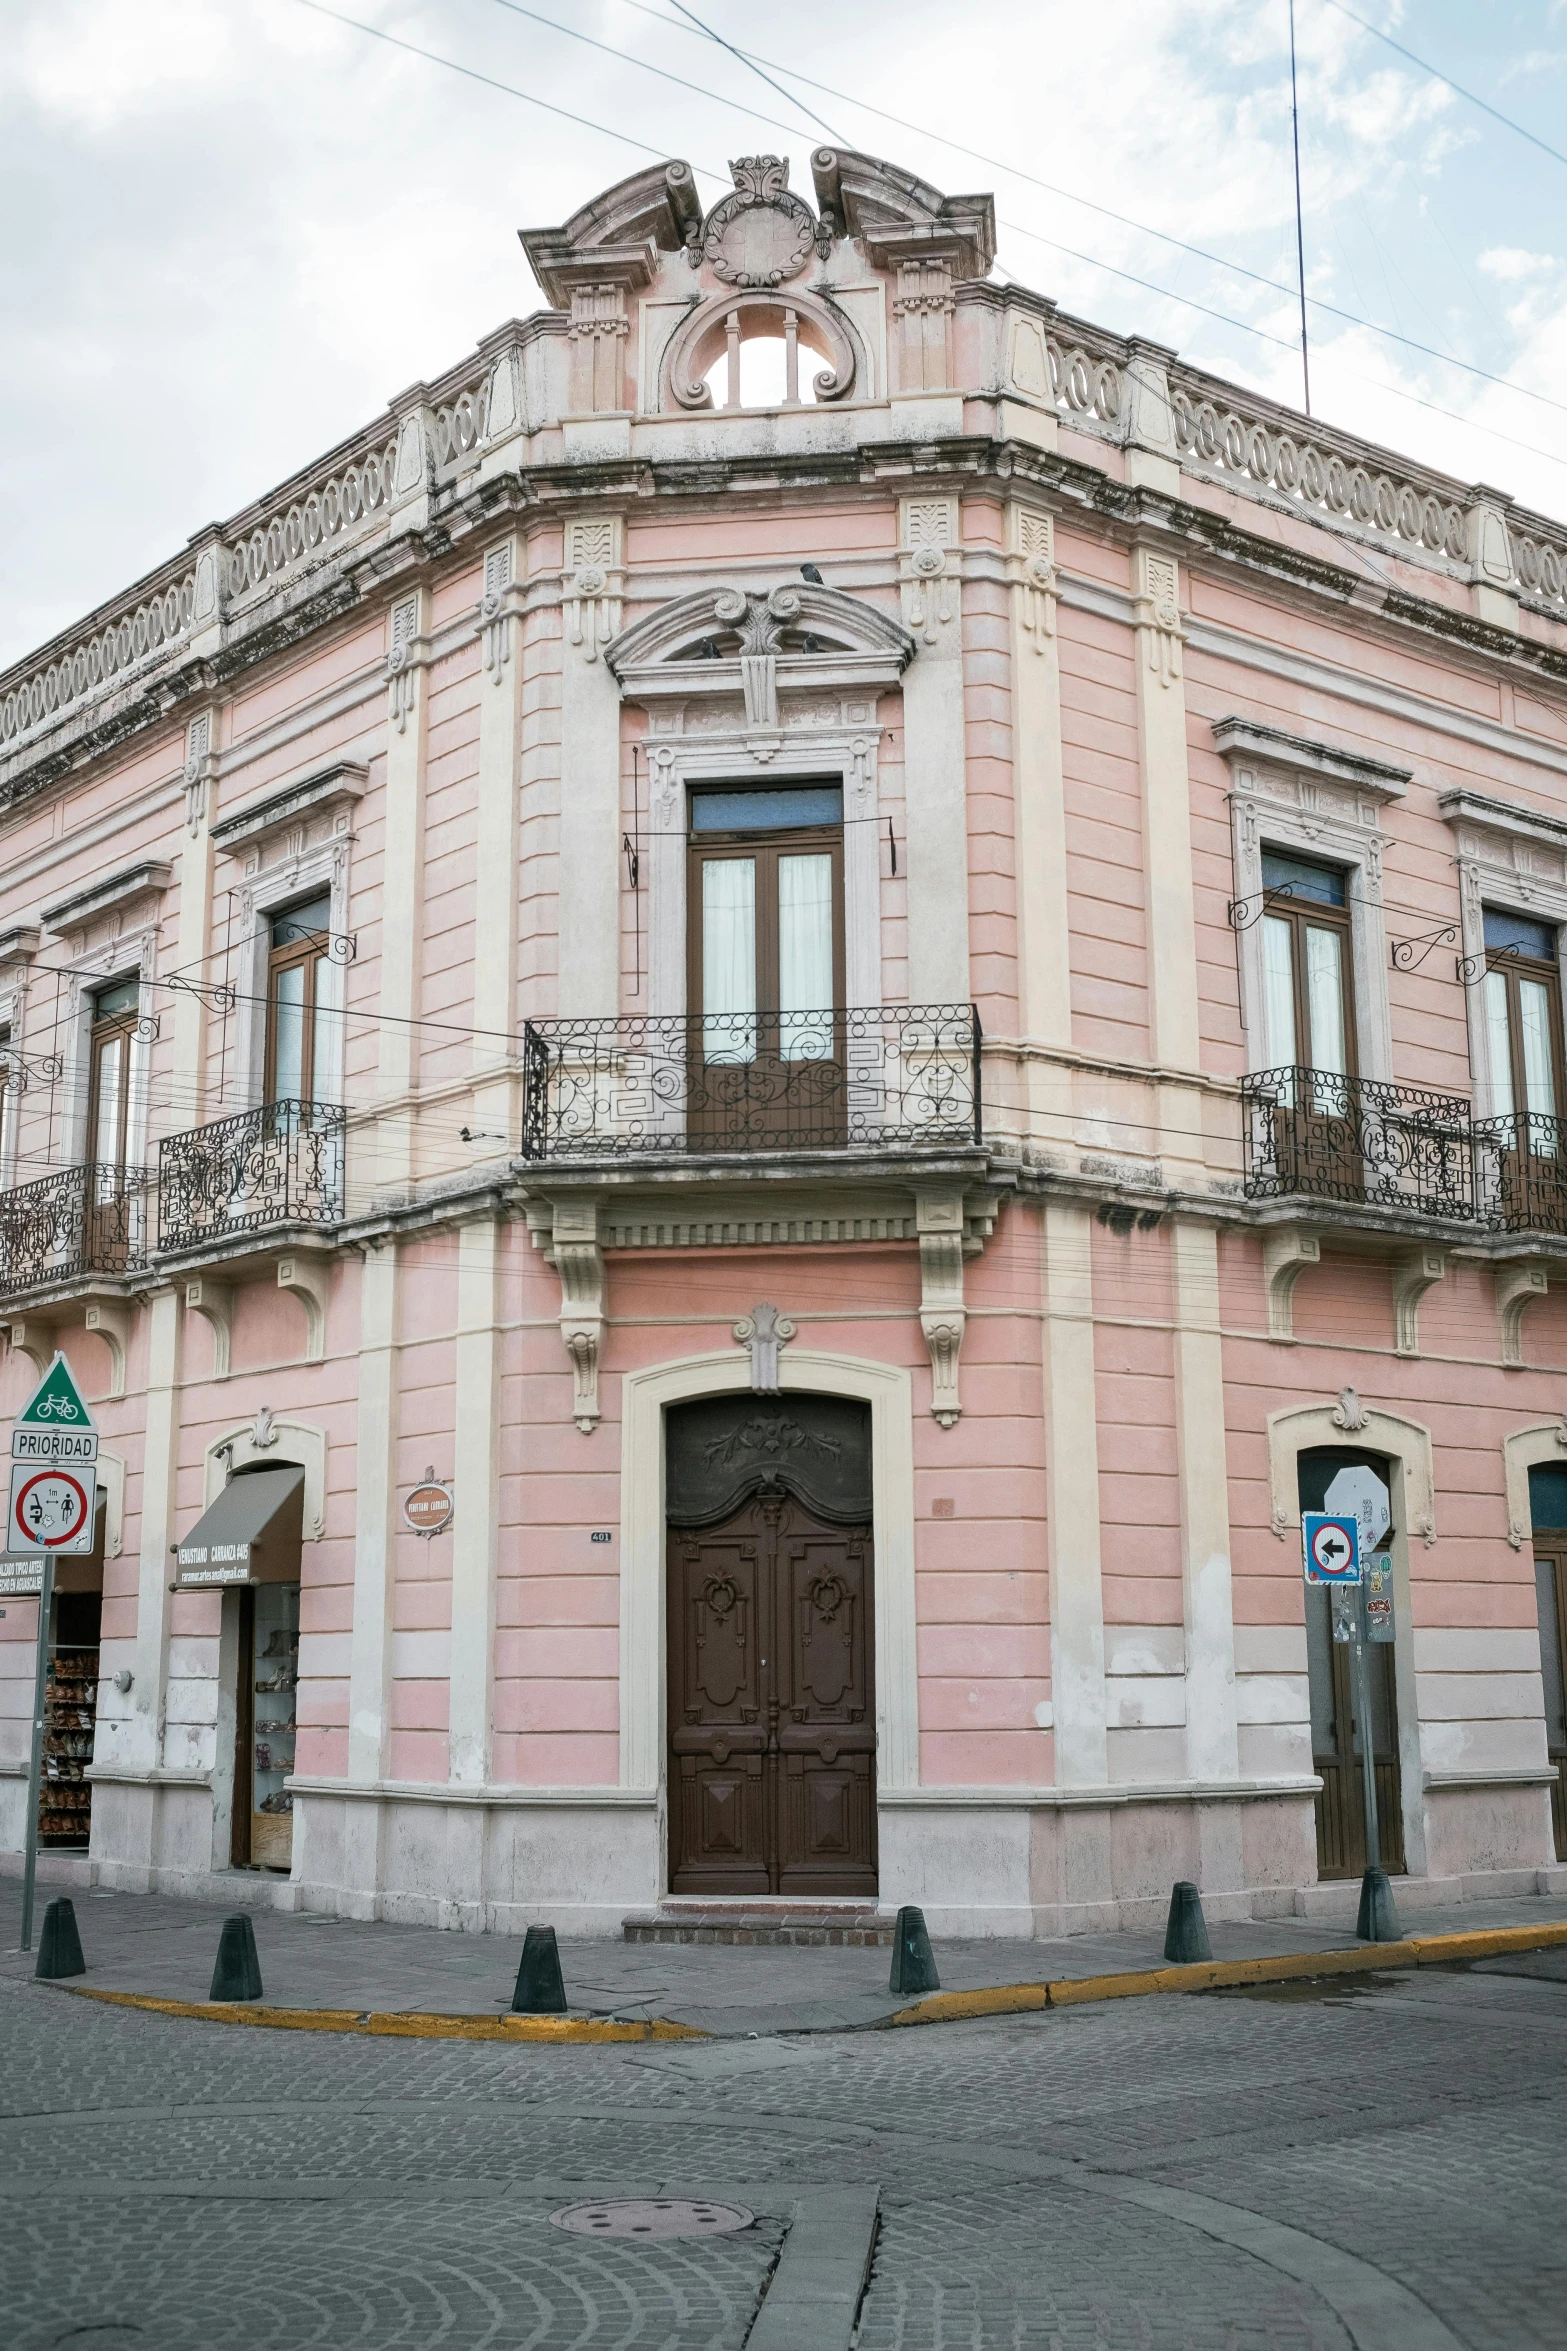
3,0,1565,671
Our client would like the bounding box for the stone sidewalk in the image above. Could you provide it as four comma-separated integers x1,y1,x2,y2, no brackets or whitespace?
5,1880,1567,2036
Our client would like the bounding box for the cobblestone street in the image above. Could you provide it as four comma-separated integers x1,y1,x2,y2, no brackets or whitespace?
3,1950,1565,2348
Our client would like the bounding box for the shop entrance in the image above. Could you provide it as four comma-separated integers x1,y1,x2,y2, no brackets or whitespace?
665,1394,876,1898
1299,1447,1405,1879
173,1461,305,1874
37,1494,107,1852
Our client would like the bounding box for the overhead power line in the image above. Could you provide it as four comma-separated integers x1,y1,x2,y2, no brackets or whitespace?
618,0,1567,423
1319,0,1567,174
293,0,1567,479
666,0,844,143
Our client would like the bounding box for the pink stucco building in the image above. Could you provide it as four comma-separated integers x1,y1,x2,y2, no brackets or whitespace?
2,148,1566,1936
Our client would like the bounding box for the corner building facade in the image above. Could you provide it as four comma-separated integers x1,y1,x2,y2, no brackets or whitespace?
2,148,1567,1935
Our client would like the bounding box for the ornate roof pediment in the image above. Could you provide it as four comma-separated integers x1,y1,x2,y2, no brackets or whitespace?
607,581,915,700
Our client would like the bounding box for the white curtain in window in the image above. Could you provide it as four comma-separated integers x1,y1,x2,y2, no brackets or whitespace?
1306,925,1347,1080
778,853,833,1060
1262,916,1297,1070
702,857,756,1062
273,963,306,1100
1520,976,1557,1147
93,1036,123,1187
1485,971,1516,1121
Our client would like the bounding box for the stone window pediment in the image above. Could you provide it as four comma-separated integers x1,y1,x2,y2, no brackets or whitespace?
608,582,914,720
42,859,171,940
213,761,367,863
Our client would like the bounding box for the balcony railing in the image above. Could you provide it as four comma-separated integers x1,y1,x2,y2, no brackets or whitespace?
522,1006,982,1160
1473,1112,1567,1236
1241,1066,1477,1222
157,1099,346,1254
0,1164,146,1296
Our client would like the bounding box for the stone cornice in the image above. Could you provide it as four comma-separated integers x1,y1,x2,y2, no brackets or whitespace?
5,431,1567,825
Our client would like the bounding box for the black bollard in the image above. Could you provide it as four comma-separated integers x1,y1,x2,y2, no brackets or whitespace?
1356,1866,1403,1945
511,1924,568,2014
1163,1880,1212,1965
888,1904,940,1996
34,1896,86,1981
210,1912,263,2002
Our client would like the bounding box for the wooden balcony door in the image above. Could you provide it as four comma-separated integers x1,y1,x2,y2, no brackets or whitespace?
687,782,845,1148
1482,908,1567,1231
85,975,141,1270
667,1492,876,1897
1258,850,1360,1196
1534,1543,1567,1861
265,893,334,1107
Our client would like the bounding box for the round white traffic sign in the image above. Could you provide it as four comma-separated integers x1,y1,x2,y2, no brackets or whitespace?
12,1467,92,1549
1309,1518,1356,1581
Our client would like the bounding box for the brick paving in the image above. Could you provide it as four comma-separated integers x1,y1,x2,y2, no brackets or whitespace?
2,1939,1565,2346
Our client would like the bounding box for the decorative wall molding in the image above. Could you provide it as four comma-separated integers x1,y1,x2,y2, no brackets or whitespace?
1132,547,1182,690
733,1302,796,1393
1219,714,1399,1084
1391,1249,1446,1357
916,1185,966,1427
277,1253,331,1365
1261,1226,1320,1341
204,1413,326,1540
184,1277,233,1379
563,516,624,661
1502,1418,1567,1549
899,497,960,644
531,1197,606,1432
1006,505,1056,647
1496,1260,1549,1368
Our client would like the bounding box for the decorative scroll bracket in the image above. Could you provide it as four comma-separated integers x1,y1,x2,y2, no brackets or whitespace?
83,1300,131,1401
277,1253,330,1365
184,1277,233,1380
733,1303,797,1394
916,1186,967,1428
549,1198,605,1432
1496,1260,1548,1369
1262,1226,1320,1342
1392,1249,1446,1358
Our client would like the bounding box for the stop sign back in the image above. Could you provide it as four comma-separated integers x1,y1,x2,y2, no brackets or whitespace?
1303,1511,1361,1586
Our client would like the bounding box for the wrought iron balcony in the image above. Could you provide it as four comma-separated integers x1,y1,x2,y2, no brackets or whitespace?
522,1006,982,1161
157,1099,346,1254
1240,1066,1477,1222
0,1164,146,1296
1473,1112,1567,1236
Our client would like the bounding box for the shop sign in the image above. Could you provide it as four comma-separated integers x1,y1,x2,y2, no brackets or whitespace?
403,1474,454,1537
0,1559,45,1596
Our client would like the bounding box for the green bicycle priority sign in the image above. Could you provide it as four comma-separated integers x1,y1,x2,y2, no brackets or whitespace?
6,1353,98,1557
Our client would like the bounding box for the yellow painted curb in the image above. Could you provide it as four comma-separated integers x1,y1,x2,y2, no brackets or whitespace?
68,1989,707,2043
888,1918,1567,2029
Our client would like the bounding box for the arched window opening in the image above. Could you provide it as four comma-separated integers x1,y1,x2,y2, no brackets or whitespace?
696,307,834,411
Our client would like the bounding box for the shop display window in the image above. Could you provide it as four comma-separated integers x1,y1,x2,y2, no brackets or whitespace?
39,1592,101,1848
235,1582,299,1871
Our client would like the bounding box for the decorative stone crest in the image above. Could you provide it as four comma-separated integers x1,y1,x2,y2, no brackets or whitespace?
1331,1385,1369,1434
733,1302,797,1393
701,156,823,287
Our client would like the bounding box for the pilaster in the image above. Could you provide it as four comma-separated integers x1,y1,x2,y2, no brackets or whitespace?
558,515,625,1017
471,532,525,1139
449,1218,502,1787
1122,341,1180,496
1042,1200,1107,1788
1171,1221,1241,1887
899,495,970,1005
1466,485,1519,634
1006,503,1071,1144
172,709,218,1125
1132,543,1203,1175
129,1288,181,1775
377,587,430,1192
347,1245,398,1788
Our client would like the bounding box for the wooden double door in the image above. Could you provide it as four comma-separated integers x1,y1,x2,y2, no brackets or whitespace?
667,1493,876,1896
1306,1583,1406,1880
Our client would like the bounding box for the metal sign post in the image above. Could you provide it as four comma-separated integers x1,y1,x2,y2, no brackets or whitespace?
18,1552,54,1954
7,1355,99,1954
1351,1585,1383,1878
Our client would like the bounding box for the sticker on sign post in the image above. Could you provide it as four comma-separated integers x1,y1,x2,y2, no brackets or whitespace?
1303,1511,1361,1586
1364,1550,1396,1641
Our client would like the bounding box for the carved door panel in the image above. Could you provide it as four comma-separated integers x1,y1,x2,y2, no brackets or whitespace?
668,1495,876,1896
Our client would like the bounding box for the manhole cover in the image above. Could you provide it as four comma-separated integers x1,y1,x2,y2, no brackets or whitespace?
550,2199,753,2239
